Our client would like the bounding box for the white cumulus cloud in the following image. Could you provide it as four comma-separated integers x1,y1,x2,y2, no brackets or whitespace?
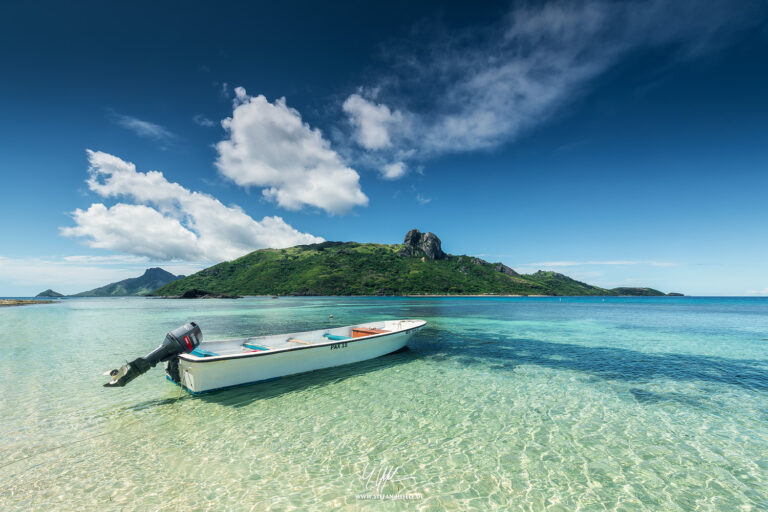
60,150,323,262
342,93,403,150
381,161,407,180
64,203,200,260
342,0,760,164
215,88,368,214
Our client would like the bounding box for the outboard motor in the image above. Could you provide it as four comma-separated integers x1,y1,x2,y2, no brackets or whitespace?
104,322,202,387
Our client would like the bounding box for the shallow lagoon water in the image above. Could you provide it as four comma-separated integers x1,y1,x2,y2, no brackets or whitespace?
1,296,768,510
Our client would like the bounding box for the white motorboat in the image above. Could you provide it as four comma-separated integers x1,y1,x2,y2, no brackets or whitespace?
104,319,426,394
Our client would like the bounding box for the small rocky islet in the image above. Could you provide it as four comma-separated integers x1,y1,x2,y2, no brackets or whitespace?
1,299,55,307
35,289,64,297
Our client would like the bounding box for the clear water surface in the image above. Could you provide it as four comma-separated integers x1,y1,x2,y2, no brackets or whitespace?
1,296,767,511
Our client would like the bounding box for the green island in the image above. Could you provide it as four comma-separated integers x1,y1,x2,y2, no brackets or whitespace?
35,289,64,298
71,268,183,297
154,229,679,297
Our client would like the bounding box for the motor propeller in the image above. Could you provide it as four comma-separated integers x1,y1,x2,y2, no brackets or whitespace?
103,322,202,387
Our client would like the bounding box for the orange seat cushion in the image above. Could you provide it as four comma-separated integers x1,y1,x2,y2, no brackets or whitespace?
351,328,389,338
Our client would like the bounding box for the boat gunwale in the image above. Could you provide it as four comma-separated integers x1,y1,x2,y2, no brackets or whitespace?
178,319,426,364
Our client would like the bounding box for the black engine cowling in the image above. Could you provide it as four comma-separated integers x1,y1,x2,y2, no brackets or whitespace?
104,322,202,387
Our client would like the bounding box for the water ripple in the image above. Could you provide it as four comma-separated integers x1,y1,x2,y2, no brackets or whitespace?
1,296,768,510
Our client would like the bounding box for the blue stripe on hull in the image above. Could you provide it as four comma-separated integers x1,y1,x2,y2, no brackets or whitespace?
166,374,283,395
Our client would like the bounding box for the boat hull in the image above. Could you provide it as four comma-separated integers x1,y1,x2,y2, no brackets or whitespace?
169,325,419,393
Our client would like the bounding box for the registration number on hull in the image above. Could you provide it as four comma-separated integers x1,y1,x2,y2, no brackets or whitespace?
330,342,348,350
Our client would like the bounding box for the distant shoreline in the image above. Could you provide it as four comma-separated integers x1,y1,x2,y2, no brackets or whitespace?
257,293,684,298
0,299,56,307
149,293,685,299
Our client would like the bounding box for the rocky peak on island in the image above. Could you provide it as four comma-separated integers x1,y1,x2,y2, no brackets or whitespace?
141,267,180,280
494,263,519,277
399,229,446,260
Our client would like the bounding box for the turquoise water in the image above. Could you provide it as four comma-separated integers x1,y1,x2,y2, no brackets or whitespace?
2,297,768,511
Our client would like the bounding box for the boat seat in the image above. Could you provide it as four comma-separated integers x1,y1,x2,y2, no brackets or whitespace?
287,338,313,345
190,347,219,357
323,334,351,341
243,342,271,351
351,328,390,338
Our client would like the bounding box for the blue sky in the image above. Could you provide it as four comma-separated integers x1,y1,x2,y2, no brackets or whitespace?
1,0,767,296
